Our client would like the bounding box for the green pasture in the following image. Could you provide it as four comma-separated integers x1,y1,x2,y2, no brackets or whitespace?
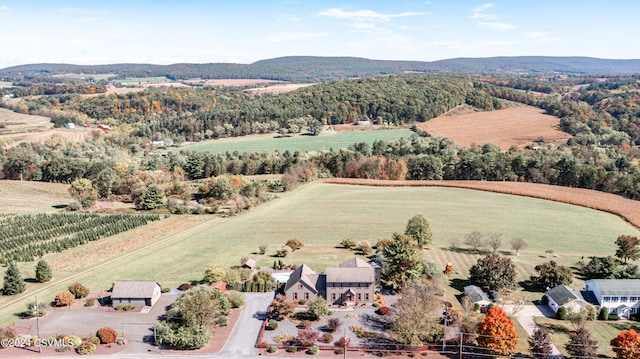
118,76,172,84
535,316,640,357
1,182,639,325
53,73,116,81
179,129,414,154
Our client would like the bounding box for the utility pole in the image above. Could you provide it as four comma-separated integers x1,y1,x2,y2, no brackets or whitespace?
35,295,41,353
442,305,447,352
343,329,347,359
459,332,463,359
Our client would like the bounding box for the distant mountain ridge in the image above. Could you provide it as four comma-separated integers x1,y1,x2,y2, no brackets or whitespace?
1,56,640,82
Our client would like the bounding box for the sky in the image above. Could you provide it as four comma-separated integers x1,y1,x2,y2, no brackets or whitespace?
0,0,639,69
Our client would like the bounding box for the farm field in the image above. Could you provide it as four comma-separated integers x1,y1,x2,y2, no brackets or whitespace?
0,180,73,212
418,105,571,149
117,76,172,84
0,108,90,147
178,129,413,154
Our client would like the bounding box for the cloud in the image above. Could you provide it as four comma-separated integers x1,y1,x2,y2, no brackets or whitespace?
477,22,515,31
317,8,428,22
525,31,560,43
58,7,87,13
76,17,100,24
265,32,326,43
471,3,497,19
0,5,8,11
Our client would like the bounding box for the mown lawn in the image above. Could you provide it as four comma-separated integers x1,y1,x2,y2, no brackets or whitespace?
178,129,414,154
534,316,640,357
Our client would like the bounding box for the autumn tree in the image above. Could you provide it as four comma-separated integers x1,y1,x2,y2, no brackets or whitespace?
405,214,433,248
167,285,231,327
469,254,517,291
271,294,296,320
511,238,527,256
380,232,423,290
477,306,519,356
391,281,443,345
306,297,331,320
465,231,485,253
55,291,75,306
615,235,640,264
486,232,503,254
529,327,553,359
611,329,640,359
68,178,98,208
565,326,598,359
203,265,226,284
35,259,52,283
296,328,320,347
2,261,26,295
530,260,574,290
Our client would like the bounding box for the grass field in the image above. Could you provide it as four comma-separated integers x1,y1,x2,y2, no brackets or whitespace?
535,316,640,357
0,180,73,212
1,181,639,326
117,76,172,84
53,73,115,81
178,129,414,154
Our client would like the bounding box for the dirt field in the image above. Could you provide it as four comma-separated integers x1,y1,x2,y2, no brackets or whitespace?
0,108,90,147
323,178,640,230
418,105,571,149
244,83,315,95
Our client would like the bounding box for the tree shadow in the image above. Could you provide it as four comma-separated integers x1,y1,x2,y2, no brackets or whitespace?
536,321,571,334
359,313,390,331
253,311,268,321
52,204,68,209
450,278,472,292
441,247,486,255
24,277,39,283
518,279,539,292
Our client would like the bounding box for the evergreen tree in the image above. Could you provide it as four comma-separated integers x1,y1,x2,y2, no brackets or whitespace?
138,184,166,210
35,259,52,283
2,261,26,295
529,327,553,359
566,326,598,359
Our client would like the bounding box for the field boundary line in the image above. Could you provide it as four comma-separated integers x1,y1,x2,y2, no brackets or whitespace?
323,178,640,230
0,216,221,312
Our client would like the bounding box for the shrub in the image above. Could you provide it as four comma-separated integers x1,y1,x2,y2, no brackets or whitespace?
0,327,16,348
84,299,95,307
75,342,96,355
267,319,278,330
338,336,351,348
557,306,567,320
373,302,381,308
55,291,75,307
376,238,391,249
320,333,333,343
540,295,549,305
259,245,268,255
219,315,229,326
287,345,298,353
357,240,374,256
88,336,101,346
327,318,342,332
299,320,312,329
350,326,376,339
298,298,308,305
68,202,82,211
161,287,171,293
377,306,390,315
64,335,82,347
286,239,303,251
267,345,278,353
608,313,620,321
178,283,192,291
115,337,127,345
474,303,480,311
297,328,319,347
68,282,90,299
227,292,245,308
307,345,319,355
599,307,609,320
341,239,356,249
96,327,118,344
276,246,290,257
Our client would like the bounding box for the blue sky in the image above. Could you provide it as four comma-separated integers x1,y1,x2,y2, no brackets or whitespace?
0,0,638,68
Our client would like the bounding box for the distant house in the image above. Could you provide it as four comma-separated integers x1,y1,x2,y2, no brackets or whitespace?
65,123,75,129
97,124,111,131
463,285,491,309
546,284,588,314
241,258,257,271
284,258,377,305
111,280,162,308
585,279,640,318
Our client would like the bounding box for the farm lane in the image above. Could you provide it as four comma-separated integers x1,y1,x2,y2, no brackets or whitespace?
217,292,274,357
0,216,221,314
503,304,564,357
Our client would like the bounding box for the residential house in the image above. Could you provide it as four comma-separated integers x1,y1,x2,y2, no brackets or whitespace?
463,285,491,309
546,284,589,314
284,264,326,303
584,279,640,318
111,280,162,307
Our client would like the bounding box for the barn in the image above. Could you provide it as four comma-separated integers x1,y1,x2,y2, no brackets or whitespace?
111,280,162,308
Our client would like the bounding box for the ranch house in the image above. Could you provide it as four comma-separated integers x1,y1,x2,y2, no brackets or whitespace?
546,284,589,314
584,279,640,318
111,280,162,308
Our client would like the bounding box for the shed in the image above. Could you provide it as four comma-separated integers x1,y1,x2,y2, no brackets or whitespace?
111,280,162,308
463,285,491,308
241,258,257,271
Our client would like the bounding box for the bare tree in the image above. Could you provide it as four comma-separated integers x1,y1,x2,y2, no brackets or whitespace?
465,231,485,253
487,233,503,254
510,238,527,256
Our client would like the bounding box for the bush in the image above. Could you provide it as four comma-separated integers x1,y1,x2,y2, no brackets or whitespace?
276,246,290,257
178,283,192,291
286,239,303,251
267,319,278,330
84,299,95,307
298,298,308,305
75,342,96,355
55,291,75,307
219,316,229,326
68,202,82,211
327,318,342,333
377,306,390,315
320,333,333,343
599,307,609,320
68,282,90,299
96,327,118,344
259,245,268,255
540,295,548,305
341,239,356,249
115,337,127,345
114,304,135,311
474,303,480,311
557,306,567,320
373,302,381,308
338,336,351,348
357,240,373,256
227,292,245,308
287,345,298,353
350,326,376,339
608,313,620,321
161,287,171,293
64,335,82,347
299,320,312,329
297,328,319,347
0,327,16,348
267,345,278,353
88,336,101,346
307,345,319,355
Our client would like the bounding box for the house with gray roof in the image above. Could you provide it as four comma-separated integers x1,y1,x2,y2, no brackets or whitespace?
463,285,491,309
284,258,376,305
111,280,162,308
546,284,589,314
585,279,640,318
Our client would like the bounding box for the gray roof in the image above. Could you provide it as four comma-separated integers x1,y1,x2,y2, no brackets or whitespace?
242,258,257,270
284,264,319,293
546,285,584,306
339,258,372,268
587,279,640,296
463,285,491,304
111,281,160,299
326,267,374,283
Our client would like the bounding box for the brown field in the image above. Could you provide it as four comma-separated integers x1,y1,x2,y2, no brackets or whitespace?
323,178,640,230
418,105,571,149
244,83,315,95
184,78,283,87
0,180,73,212
0,108,91,148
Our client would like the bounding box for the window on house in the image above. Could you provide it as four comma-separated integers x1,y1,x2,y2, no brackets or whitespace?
603,297,610,302
293,293,298,300
365,293,369,301
298,284,303,290
630,296,638,302
612,296,620,302
357,293,361,301
305,292,309,300
332,293,336,301
621,296,628,302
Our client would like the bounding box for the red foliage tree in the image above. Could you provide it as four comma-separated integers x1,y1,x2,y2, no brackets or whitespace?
611,329,640,359
477,306,519,356
377,306,390,315
296,329,319,347
271,294,296,320
96,327,118,344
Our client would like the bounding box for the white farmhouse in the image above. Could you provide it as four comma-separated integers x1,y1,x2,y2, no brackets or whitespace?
584,279,640,318
546,284,589,314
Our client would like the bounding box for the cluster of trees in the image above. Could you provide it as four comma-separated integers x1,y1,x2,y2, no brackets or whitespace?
1,259,52,297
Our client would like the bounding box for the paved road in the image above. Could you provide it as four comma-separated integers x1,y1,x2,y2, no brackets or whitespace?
503,304,564,357
216,292,274,357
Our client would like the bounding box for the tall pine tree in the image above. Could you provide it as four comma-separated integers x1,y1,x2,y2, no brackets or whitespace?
2,261,26,295
35,259,52,283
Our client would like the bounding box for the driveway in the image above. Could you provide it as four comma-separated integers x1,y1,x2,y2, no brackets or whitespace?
503,304,564,357
216,292,274,357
